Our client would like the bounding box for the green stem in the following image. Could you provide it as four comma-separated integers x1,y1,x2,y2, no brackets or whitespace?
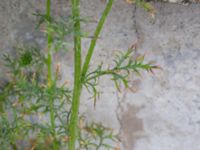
69,1,114,149
68,0,82,150
81,0,114,80
86,70,117,82
46,0,52,87
46,0,57,150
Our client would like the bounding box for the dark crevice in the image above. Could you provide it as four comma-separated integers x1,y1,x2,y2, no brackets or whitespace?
115,90,127,149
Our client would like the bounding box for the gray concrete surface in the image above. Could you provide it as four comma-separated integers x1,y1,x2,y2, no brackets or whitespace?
1,0,200,150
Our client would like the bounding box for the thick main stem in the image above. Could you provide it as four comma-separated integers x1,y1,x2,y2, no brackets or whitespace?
69,0,114,150
46,0,57,150
68,0,82,150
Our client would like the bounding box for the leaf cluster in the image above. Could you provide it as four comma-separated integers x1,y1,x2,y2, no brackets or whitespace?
0,45,72,149
78,117,119,150
83,46,159,105
34,13,75,52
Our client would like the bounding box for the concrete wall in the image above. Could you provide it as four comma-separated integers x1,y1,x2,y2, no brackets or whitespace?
1,0,200,150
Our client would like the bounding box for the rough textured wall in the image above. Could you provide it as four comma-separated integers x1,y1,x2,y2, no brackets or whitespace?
1,0,200,150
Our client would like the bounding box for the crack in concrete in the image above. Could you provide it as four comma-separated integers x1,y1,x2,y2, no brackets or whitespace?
115,6,141,149
132,5,144,50
115,89,146,150
115,90,127,149
133,5,139,42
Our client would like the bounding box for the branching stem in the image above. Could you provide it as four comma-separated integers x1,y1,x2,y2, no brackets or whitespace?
81,0,114,80
69,0,114,150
